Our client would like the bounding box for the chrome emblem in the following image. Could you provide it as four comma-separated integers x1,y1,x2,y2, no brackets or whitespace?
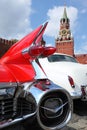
41,101,68,113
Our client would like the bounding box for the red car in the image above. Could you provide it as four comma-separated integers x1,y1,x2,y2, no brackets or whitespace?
0,22,73,130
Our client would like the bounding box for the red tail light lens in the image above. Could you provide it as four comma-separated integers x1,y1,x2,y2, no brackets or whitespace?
22,46,56,60
29,45,44,57
34,79,51,90
41,47,56,57
68,76,75,88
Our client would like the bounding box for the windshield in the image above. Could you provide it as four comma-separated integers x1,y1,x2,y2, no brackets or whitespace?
48,54,78,63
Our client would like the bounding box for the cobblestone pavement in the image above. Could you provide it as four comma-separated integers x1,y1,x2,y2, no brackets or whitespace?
61,99,87,130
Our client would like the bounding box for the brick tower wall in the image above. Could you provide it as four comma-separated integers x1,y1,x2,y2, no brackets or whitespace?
56,40,74,56
75,54,87,64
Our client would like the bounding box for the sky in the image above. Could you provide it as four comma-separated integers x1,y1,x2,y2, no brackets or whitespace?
0,0,87,54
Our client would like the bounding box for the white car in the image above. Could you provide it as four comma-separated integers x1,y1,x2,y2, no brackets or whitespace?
39,53,87,101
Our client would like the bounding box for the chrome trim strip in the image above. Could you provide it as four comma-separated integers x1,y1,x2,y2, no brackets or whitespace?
0,82,17,88
70,92,81,99
0,112,36,129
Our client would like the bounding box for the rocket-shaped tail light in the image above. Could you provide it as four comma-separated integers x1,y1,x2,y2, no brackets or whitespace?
22,46,56,60
41,46,56,57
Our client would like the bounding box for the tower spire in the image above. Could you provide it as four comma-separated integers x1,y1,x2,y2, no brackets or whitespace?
63,5,68,20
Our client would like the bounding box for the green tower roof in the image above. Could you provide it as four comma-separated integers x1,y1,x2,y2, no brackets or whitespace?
63,7,68,19
60,6,69,23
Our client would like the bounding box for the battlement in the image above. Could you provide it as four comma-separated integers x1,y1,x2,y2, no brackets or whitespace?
0,38,17,57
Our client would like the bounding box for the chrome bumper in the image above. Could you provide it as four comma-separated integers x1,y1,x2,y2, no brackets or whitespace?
70,91,81,99
81,85,87,101
0,112,36,129
70,86,87,101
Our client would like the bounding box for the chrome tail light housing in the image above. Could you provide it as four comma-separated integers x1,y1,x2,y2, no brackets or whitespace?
30,80,73,130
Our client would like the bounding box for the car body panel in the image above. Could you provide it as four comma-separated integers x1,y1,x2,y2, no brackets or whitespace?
0,64,16,82
39,53,87,100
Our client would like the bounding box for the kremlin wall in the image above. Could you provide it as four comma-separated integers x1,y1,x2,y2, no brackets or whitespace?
0,6,87,64
0,38,15,57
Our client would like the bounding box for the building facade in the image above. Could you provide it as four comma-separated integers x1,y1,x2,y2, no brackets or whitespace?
55,6,87,64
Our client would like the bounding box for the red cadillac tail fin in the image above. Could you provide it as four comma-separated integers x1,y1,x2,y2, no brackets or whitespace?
1,24,43,59
34,22,48,45
1,22,48,63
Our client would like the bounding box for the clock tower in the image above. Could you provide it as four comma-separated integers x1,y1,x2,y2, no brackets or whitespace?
55,6,74,56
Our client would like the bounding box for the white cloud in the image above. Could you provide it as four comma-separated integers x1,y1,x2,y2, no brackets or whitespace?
45,6,78,38
0,0,32,39
81,35,87,40
81,9,87,14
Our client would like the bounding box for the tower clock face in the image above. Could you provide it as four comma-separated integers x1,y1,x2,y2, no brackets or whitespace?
61,29,67,35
